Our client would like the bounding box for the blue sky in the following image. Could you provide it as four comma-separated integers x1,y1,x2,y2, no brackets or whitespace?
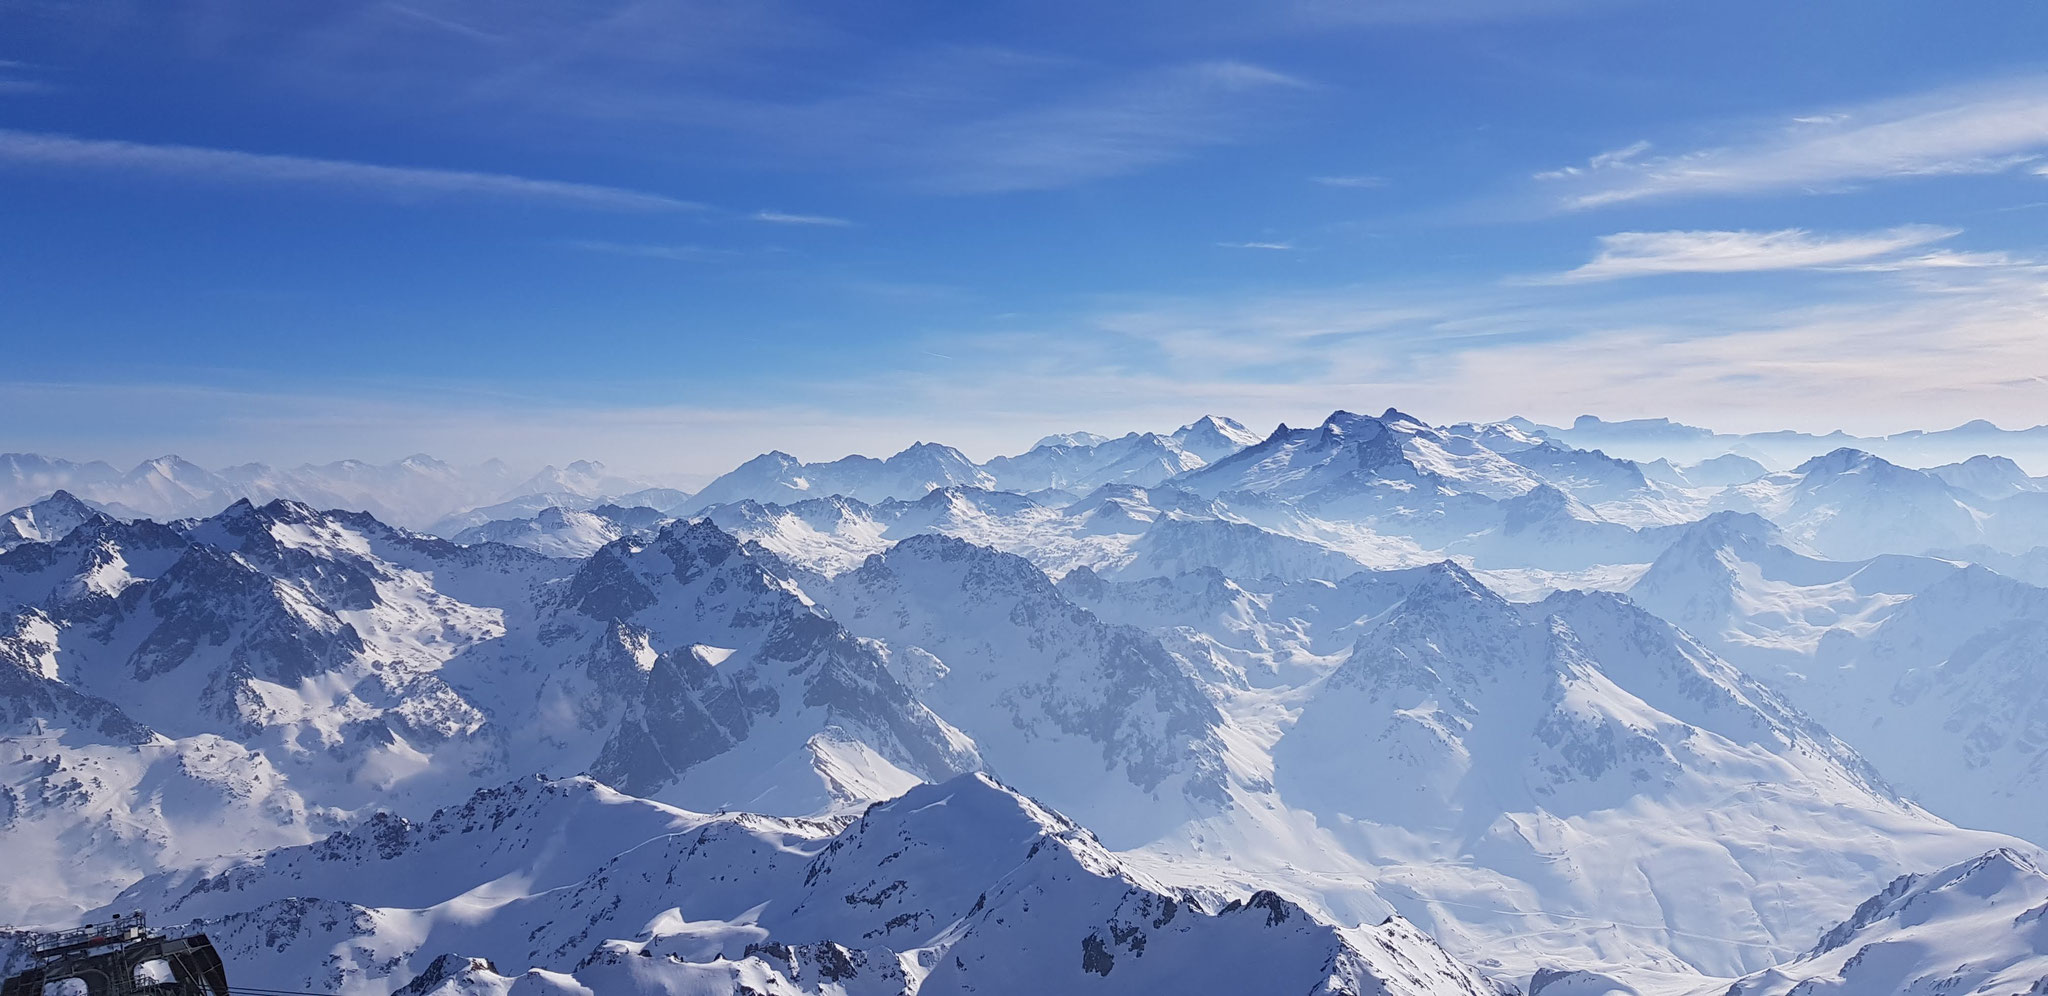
4,0,2048,482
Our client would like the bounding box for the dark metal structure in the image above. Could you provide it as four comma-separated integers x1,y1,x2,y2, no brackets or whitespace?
1,913,228,996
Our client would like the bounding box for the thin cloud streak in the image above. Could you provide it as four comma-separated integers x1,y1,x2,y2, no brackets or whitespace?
751,210,853,226
565,239,729,261
0,128,701,211
1311,174,1387,188
1539,76,2048,209
1540,225,1959,283
910,59,1312,193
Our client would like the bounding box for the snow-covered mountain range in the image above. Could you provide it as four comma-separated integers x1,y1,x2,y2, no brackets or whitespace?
7,408,2048,996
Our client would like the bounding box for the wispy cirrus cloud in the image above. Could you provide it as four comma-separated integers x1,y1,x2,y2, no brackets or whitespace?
565,239,729,261
0,128,700,211
25,5,1311,195
905,59,1312,193
1217,240,1295,250
1538,76,2048,209
1542,225,1959,282
1311,174,1387,188
751,210,853,226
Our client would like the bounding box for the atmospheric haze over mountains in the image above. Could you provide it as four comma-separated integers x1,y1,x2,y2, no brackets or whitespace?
5,409,2048,995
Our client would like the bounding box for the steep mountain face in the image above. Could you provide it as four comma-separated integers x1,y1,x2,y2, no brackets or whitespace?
1709,848,2048,996
95,773,1505,996
812,535,1235,841
1714,449,1988,560
0,491,108,552
532,521,982,811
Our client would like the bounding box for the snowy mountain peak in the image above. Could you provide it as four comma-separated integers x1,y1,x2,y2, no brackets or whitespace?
1170,415,1261,463
0,490,110,552
1793,446,1888,476
130,454,209,479
1501,482,1596,526
1926,453,2043,499
1319,409,1388,439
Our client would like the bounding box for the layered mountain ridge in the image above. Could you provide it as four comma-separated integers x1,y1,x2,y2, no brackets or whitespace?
7,407,2048,995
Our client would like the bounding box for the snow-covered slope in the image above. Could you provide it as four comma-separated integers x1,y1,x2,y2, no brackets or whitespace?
1242,564,2002,981
1627,514,2048,845
96,773,1506,996
0,491,109,551
812,535,1235,841
1706,848,2048,996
